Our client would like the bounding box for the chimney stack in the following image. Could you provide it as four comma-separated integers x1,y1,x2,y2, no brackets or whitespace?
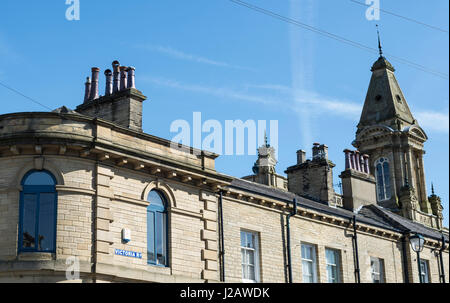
112,61,120,93
339,149,376,211
83,77,91,103
285,143,335,204
76,60,147,131
296,149,306,165
104,69,113,96
120,66,128,91
312,143,328,161
127,67,136,89
88,67,100,101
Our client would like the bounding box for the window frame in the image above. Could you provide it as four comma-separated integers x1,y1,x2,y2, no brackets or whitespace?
419,259,430,283
240,230,260,283
370,257,385,283
301,243,318,283
325,248,341,283
375,157,392,201
146,190,169,267
18,170,58,254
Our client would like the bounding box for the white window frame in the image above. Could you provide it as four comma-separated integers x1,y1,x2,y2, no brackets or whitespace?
419,259,430,283
301,243,318,283
370,257,385,283
240,230,260,283
325,248,341,283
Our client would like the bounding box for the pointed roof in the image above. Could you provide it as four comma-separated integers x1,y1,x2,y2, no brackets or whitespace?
357,55,417,133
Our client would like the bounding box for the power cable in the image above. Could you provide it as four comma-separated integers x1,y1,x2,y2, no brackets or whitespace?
349,0,449,34
227,0,448,79
0,81,53,111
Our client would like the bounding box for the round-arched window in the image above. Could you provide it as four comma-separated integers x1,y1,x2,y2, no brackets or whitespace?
375,158,391,201
19,170,57,253
147,190,168,266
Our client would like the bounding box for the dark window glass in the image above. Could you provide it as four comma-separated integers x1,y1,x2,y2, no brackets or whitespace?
147,190,168,266
375,158,391,201
376,164,384,200
38,193,56,251
156,212,166,265
19,170,57,253
383,162,391,199
22,194,37,249
147,211,155,263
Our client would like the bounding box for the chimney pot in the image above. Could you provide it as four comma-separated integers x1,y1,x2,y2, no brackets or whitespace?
354,150,361,172
83,77,91,103
104,69,113,96
112,61,120,93
127,66,136,89
120,66,128,91
349,151,355,170
88,67,100,101
344,149,351,170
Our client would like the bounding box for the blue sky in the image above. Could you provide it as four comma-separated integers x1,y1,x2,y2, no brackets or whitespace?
0,0,448,226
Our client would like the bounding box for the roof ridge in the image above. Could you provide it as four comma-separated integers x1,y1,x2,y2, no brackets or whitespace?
370,205,449,241
367,205,409,232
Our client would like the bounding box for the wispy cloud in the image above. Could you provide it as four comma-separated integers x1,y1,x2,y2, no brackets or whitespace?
290,0,317,149
143,76,361,118
246,83,362,119
144,76,449,134
135,44,255,71
142,76,278,106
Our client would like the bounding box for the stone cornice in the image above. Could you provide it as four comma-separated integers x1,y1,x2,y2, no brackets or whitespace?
55,185,96,195
0,111,218,160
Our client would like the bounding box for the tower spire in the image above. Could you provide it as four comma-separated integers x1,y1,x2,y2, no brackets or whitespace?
431,182,435,195
376,24,383,57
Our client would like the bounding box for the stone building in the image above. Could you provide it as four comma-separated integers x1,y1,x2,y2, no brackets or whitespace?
0,55,448,283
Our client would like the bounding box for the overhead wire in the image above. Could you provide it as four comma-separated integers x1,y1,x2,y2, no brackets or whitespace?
227,0,448,79
349,0,449,34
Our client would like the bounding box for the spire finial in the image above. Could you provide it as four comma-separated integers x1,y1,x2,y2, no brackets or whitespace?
376,24,383,57
431,183,435,195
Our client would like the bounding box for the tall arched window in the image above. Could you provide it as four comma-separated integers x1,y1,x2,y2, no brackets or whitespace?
147,190,168,266
18,170,57,253
375,158,391,201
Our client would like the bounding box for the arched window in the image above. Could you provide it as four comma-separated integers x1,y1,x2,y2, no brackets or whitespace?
19,170,57,253
147,190,168,266
375,158,391,201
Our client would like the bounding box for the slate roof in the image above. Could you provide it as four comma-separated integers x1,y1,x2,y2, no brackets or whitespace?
229,178,448,242
366,205,449,242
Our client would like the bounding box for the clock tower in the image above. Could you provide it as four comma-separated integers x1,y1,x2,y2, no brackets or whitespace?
353,48,443,229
